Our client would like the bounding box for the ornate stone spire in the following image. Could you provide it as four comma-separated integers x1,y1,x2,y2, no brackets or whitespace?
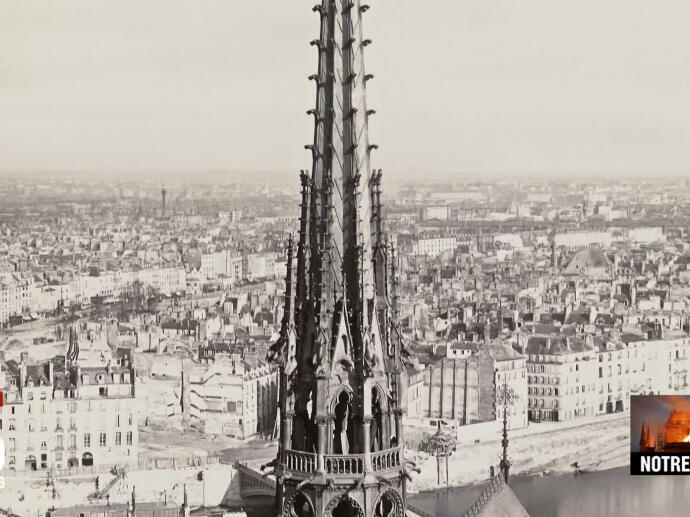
273,2,410,516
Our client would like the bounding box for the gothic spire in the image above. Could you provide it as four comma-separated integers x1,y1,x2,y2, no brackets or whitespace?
291,0,384,377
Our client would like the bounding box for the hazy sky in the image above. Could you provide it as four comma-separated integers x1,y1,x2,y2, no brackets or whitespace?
2,0,690,177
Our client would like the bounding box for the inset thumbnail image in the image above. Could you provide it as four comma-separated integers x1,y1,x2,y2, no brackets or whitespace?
631,395,690,452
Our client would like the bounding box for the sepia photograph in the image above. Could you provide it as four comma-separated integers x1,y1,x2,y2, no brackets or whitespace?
2,1,690,516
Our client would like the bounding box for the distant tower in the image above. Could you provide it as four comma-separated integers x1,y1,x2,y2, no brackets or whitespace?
271,2,411,516
161,187,167,218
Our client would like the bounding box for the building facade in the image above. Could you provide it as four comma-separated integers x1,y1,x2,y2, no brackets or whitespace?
186,356,278,440
525,335,598,422
0,348,138,472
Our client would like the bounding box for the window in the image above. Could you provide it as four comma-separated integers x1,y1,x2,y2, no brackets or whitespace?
126,432,132,446
99,433,107,447
115,432,122,446
84,433,91,447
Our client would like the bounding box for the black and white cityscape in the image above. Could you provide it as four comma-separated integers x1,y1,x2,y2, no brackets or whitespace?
3,2,690,517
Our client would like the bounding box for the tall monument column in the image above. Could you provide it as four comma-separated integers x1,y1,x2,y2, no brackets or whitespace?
161,187,167,218
269,1,413,516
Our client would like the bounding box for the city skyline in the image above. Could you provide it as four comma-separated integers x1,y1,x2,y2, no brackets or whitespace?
6,2,690,517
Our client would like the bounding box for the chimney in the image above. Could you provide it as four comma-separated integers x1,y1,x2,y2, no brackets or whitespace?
18,353,28,396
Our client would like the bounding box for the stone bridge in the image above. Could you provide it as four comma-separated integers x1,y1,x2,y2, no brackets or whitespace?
234,462,276,499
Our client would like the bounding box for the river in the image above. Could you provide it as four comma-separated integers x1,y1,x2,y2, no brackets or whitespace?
410,467,690,517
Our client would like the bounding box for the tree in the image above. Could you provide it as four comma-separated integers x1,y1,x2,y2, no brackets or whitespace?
429,421,456,485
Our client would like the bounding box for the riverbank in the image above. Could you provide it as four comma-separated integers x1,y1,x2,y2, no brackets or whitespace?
411,467,690,517
408,413,629,492
1,463,237,517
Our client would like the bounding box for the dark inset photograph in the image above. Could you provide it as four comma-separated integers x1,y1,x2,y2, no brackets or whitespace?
632,395,690,453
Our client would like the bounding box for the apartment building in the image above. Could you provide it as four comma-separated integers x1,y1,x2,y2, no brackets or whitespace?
595,329,690,414
0,350,138,472
412,238,458,257
490,344,529,430
525,335,598,422
186,355,278,439
0,274,34,325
